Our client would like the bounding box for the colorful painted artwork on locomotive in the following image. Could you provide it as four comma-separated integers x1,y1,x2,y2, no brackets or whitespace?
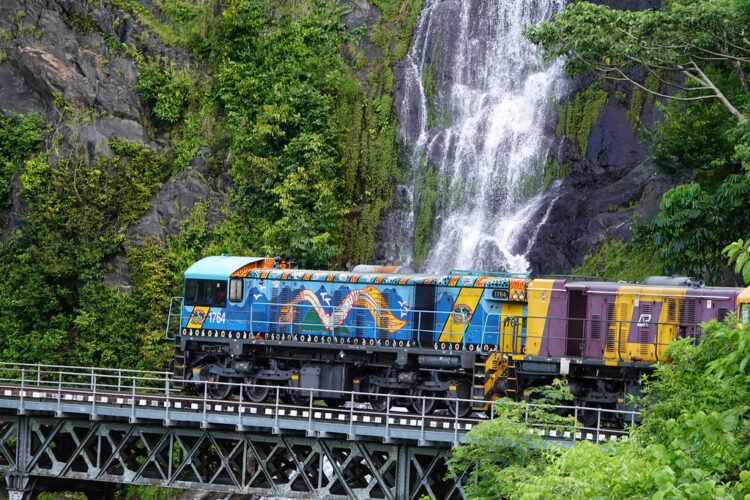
180,256,529,350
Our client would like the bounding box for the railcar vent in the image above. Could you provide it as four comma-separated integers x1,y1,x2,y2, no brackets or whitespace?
606,303,616,352
619,303,630,355
679,298,697,325
639,303,652,355
270,286,281,334
591,314,601,339
718,308,731,322
667,298,678,323
279,287,291,335
291,286,302,336
379,291,393,339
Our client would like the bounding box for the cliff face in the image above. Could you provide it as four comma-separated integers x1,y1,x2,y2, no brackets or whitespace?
526,0,673,274
0,0,674,279
0,0,231,261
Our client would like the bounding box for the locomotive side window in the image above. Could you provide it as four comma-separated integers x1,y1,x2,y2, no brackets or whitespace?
741,304,750,325
185,279,227,307
229,278,243,303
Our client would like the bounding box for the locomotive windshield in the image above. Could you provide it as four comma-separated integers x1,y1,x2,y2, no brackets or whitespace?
741,303,750,325
185,279,227,307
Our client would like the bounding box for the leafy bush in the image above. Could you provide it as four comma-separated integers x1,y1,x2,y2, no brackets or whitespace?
0,112,45,207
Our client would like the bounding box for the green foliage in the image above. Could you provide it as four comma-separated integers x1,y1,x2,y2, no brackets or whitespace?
215,0,401,267
113,484,182,500
462,321,750,499
724,239,750,284
0,112,45,208
651,172,750,284
573,233,663,282
542,156,570,190
525,0,750,122
648,98,736,179
627,71,660,129
555,87,607,156
448,381,575,499
136,60,194,124
0,140,169,368
371,0,424,60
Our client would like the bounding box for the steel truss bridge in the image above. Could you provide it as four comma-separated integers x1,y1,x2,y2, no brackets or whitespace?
0,363,637,499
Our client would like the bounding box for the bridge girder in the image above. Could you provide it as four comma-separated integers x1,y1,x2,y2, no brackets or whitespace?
0,414,466,499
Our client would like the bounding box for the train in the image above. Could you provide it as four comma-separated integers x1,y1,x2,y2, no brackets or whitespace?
167,255,750,419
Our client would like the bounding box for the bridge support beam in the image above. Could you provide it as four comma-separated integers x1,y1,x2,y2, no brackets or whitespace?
0,414,466,499
6,475,36,500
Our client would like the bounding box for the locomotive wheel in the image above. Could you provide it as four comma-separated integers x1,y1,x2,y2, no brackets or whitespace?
243,379,269,403
323,398,346,408
208,375,234,400
577,404,602,428
410,390,437,415
288,384,312,406
446,379,472,418
368,390,393,412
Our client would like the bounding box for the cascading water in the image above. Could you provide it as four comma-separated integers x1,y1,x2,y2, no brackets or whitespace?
388,0,567,274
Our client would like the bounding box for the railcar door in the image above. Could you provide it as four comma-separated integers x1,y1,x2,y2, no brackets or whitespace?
566,290,586,356
415,285,436,347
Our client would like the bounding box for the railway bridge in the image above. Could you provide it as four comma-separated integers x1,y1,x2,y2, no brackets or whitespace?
0,363,636,499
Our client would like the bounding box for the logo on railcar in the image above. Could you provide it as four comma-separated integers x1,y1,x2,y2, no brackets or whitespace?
451,303,474,324
189,309,207,326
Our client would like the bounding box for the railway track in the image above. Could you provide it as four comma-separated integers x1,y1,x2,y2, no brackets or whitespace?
0,372,635,446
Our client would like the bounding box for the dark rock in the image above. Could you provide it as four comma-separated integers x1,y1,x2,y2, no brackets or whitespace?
0,63,47,115
587,102,647,170
126,165,231,247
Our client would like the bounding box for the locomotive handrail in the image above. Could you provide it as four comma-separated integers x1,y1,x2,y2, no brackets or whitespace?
177,295,710,361
165,296,184,341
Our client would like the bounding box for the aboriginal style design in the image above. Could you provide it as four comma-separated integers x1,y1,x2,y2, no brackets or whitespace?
278,286,408,333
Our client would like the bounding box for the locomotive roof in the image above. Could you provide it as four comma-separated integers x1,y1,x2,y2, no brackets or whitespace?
185,256,268,280
185,256,528,289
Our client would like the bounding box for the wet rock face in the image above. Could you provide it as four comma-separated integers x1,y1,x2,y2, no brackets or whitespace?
526,97,677,275
1,0,152,164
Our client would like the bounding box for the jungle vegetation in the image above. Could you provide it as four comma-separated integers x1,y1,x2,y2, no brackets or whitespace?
0,0,423,370
450,318,750,499
528,0,750,284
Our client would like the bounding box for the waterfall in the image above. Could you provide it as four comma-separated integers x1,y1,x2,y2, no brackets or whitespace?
388,0,567,274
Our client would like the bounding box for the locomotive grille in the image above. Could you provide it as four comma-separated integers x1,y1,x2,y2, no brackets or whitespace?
667,298,678,323
606,303,616,352
679,298,697,325
270,286,280,334
619,303,630,355
591,314,601,339
639,303,652,356
292,286,302,336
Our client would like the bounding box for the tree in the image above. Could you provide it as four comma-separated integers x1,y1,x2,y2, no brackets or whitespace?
724,238,750,283
525,0,750,122
454,320,750,499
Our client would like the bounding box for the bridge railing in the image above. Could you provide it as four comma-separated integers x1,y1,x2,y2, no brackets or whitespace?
0,363,639,445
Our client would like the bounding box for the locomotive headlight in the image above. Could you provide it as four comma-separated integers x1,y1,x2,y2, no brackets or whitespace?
519,292,525,301
512,291,519,300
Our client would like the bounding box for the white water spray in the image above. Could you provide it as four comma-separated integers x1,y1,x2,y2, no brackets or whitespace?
391,0,567,273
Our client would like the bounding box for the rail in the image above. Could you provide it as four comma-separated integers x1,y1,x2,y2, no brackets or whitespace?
0,363,639,447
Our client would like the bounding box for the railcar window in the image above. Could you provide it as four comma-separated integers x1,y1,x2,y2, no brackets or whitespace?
184,279,227,307
741,304,750,325
229,278,243,302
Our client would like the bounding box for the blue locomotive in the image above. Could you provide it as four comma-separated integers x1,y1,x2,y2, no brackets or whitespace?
170,255,528,415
